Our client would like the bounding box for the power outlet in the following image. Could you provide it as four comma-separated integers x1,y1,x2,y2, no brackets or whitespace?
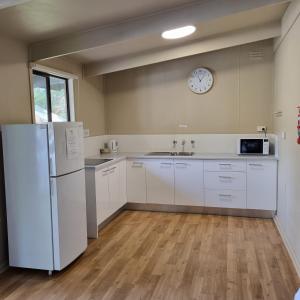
83,129,90,137
257,126,267,132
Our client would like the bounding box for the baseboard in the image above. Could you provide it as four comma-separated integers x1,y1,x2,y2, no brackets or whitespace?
0,260,8,274
274,216,300,279
125,203,275,219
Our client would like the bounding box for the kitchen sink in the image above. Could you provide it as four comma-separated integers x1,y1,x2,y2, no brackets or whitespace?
146,152,175,156
176,152,194,156
85,158,113,166
145,152,194,156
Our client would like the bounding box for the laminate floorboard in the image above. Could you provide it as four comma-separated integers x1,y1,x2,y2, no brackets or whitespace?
0,211,299,300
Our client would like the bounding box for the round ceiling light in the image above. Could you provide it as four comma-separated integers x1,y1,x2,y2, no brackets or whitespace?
161,25,196,40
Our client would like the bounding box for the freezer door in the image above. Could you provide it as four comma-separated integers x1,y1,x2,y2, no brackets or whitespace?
48,122,84,177
50,169,87,270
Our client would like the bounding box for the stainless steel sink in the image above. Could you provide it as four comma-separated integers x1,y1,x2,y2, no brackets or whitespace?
146,152,175,156
145,152,194,156
176,152,194,156
85,158,113,166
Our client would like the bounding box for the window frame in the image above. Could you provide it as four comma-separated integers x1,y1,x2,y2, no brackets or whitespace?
32,70,71,123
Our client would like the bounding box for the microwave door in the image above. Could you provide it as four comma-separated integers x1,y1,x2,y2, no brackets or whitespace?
241,140,263,154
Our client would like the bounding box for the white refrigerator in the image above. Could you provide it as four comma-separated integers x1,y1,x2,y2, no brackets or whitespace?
1,122,87,274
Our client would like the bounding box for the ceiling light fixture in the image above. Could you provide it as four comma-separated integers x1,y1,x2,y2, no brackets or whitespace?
161,25,196,40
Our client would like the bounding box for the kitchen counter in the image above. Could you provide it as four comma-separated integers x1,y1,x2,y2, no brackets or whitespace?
85,152,278,170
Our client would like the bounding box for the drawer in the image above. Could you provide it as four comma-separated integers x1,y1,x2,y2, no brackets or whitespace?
204,160,246,172
204,171,246,190
205,189,246,209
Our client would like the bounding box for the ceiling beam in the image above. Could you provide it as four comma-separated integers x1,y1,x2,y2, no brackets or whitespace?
29,0,289,61
0,0,31,9
84,22,280,76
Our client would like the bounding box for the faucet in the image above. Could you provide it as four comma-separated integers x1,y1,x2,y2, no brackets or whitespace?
191,140,195,149
181,140,186,152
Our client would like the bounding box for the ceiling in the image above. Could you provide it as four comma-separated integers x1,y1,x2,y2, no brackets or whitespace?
0,0,197,42
0,0,291,76
70,3,288,64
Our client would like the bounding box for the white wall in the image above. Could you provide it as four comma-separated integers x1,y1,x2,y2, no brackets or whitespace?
84,134,278,157
273,0,300,276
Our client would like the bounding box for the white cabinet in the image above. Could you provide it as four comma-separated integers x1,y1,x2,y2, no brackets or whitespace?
119,160,127,206
174,160,204,206
86,160,127,238
204,160,246,209
247,161,277,210
95,168,110,225
107,164,120,215
127,160,147,203
146,159,174,205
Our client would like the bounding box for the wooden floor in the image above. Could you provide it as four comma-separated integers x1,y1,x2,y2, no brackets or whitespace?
0,211,299,300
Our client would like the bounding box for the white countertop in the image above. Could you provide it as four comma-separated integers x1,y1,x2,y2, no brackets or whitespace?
85,152,278,170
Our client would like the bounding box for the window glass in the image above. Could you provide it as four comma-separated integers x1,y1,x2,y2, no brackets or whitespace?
33,74,49,123
50,77,69,122
32,71,70,123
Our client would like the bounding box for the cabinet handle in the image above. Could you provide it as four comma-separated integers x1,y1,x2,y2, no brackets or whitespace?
219,176,233,179
132,162,143,168
219,163,232,166
176,163,188,169
249,163,263,167
102,170,109,176
108,166,116,172
219,194,233,201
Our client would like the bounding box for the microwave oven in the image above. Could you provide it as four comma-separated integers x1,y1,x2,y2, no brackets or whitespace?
237,138,269,155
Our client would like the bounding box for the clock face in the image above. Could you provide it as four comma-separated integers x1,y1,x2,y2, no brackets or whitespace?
188,68,214,94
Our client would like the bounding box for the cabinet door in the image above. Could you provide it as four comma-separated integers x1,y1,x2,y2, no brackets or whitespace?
175,160,204,206
107,164,120,215
127,160,147,203
119,160,127,206
146,159,174,205
95,168,109,225
247,161,277,210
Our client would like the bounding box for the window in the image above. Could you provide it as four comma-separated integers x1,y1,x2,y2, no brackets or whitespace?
32,70,71,123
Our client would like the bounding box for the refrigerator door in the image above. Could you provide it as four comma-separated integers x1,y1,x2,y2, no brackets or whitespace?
48,122,84,177
1,124,54,270
50,169,87,270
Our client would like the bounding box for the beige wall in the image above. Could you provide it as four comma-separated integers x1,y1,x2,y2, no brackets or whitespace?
38,57,106,136
0,34,32,270
273,0,300,275
0,35,31,123
104,40,274,134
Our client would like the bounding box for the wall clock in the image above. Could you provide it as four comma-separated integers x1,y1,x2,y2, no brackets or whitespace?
188,67,214,94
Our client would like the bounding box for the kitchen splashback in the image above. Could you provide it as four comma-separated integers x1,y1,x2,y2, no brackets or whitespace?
84,134,278,157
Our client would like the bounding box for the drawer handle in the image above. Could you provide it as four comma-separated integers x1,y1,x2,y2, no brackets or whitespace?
249,163,263,167
132,162,143,168
219,163,232,166
219,176,233,179
109,166,116,173
102,170,109,176
219,194,233,201
176,163,188,167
